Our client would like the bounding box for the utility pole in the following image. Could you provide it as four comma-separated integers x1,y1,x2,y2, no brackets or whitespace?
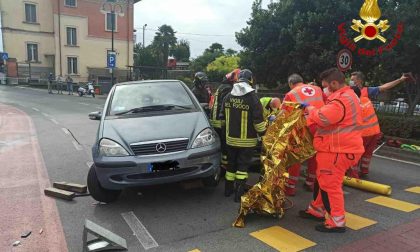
111,10,115,85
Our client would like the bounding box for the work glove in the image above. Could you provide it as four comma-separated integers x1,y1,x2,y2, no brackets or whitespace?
299,102,309,109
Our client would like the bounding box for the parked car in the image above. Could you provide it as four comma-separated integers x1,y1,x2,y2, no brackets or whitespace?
87,80,221,202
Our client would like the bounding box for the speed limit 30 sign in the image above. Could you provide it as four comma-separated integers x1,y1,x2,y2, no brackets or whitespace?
336,49,353,72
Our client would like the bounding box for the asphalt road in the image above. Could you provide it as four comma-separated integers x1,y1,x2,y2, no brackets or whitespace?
1,85,419,252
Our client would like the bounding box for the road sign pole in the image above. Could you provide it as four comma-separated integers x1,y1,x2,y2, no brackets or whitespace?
111,10,114,86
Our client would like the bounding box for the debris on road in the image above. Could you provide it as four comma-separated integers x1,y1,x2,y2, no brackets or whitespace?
92,202,107,206
12,241,21,247
53,181,87,193
21,231,31,238
39,229,43,234
44,187,75,200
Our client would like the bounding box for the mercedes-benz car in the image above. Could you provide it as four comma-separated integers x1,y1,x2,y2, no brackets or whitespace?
87,80,221,203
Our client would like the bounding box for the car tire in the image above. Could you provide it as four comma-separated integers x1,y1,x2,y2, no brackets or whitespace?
202,167,221,187
87,164,121,203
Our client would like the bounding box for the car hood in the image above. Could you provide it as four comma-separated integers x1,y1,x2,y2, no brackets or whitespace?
102,111,209,148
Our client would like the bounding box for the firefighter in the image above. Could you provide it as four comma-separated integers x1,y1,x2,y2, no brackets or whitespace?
350,71,409,177
220,69,266,202
210,69,241,168
299,68,364,233
282,74,324,195
192,72,210,103
260,97,281,122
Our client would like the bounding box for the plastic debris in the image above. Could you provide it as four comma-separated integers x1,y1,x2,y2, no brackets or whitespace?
12,241,21,247
39,229,43,234
21,231,31,238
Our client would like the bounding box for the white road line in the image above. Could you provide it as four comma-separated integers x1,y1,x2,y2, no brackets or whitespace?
373,154,420,167
121,211,158,250
96,106,103,110
78,102,90,106
62,128,70,135
86,161,93,168
50,118,59,125
42,112,51,117
32,107,39,111
72,140,83,151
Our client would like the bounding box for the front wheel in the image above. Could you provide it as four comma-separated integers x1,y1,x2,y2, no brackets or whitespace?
87,164,121,203
202,167,221,187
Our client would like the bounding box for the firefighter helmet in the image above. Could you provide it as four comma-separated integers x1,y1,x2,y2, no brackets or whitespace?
238,69,254,85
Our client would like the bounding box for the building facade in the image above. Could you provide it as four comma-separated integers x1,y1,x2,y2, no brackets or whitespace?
0,0,136,85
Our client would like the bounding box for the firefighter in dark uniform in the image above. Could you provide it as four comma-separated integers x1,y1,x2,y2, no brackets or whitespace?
220,69,266,202
210,69,241,168
192,72,210,103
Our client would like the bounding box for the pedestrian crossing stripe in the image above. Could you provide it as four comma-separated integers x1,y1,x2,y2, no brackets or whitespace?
345,212,377,230
405,186,420,194
188,249,201,252
250,226,316,252
366,196,420,212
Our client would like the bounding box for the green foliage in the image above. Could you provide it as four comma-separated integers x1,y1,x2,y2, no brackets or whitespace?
152,25,177,67
225,49,238,56
206,56,240,82
190,43,225,73
377,113,420,139
177,77,193,88
134,43,160,66
171,39,191,62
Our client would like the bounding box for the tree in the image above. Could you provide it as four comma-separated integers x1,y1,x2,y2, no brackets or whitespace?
236,0,420,114
206,56,240,81
152,25,177,67
171,39,191,62
205,43,224,54
225,48,238,56
133,43,159,66
190,43,226,73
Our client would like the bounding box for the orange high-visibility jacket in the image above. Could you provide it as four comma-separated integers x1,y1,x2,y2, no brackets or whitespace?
360,97,381,137
283,83,325,125
361,87,369,99
308,86,364,154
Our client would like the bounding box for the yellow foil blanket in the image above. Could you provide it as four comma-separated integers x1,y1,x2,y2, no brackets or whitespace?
233,102,316,228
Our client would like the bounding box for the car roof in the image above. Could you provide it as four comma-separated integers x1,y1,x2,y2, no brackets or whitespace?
114,80,183,87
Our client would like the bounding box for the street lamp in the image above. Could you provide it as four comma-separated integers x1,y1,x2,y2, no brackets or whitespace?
101,0,125,86
142,24,147,48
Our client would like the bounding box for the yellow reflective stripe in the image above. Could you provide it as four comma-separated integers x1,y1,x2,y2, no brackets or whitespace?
220,120,226,127
225,108,230,136
241,111,248,139
210,119,222,128
212,90,219,120
254,121,266,133
225,171,235,181
235,171,248,180
226,136,258,147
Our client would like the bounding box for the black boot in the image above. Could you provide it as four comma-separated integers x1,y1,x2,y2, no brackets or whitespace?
224,180,234,197
234,179,246,203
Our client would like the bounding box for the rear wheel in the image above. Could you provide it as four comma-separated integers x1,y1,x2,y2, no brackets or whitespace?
87,164,121,203
202,167,221,187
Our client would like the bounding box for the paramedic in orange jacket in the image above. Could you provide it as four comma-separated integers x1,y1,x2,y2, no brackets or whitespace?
350,72,409,177
299,68,364,233
282,74,325,195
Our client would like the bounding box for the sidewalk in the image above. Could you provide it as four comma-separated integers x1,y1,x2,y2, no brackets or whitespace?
336,218,420,251
14,85,109,99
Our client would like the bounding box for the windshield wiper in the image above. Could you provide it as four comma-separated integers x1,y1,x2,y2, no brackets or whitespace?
114,104,191,116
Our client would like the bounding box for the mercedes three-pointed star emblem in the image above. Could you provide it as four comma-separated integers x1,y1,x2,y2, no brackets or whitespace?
155,143,167,153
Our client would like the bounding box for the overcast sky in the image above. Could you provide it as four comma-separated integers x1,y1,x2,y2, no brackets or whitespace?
133,0,270,58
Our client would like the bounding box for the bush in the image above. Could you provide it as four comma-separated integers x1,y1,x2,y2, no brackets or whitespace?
377,113,420,139
177,77,193,88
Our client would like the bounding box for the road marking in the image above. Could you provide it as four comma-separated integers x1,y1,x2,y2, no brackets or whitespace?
373,154,420,167
86,161,93,168
50,118,59,125
405,186,420,194
32,107,39,111
250,226,316,252
78,102,90,106
345,212,377,230
42,113,51,117
366,196,420,212
62,128,70,135
121,211,158,250
188,250,201,252
72,140,83,151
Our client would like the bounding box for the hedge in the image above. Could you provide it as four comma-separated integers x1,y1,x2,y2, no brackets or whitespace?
377,113,420,140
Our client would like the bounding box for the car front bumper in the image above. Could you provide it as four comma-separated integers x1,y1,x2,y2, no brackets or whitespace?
93,145,221,190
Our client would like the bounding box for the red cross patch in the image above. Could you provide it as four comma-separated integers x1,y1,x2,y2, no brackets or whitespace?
302,87,315,97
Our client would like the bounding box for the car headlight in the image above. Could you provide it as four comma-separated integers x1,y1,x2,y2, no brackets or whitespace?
99,138,129,157
192,128,216,148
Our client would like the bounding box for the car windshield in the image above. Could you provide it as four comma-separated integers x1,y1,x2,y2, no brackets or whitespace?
109,82,195,116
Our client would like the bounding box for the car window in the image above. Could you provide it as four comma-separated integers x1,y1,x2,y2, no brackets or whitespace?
109,82,195,115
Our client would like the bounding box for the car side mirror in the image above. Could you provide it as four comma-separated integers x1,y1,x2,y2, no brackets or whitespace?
89,111,102,120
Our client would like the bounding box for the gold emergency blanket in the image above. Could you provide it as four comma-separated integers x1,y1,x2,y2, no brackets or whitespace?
234,102,316,228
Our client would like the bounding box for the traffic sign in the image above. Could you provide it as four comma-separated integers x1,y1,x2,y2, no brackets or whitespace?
1,52,8,60
336,49,352,72
107,52,116,68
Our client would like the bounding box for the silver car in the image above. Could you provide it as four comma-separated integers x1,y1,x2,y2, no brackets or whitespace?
87,80,221,202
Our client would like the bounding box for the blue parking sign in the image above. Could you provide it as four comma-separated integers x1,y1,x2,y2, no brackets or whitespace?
107,52,116,68
1,52,8,60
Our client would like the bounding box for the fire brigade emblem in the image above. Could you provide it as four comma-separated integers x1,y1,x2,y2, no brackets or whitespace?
351,0,390,43
302,87,315,97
